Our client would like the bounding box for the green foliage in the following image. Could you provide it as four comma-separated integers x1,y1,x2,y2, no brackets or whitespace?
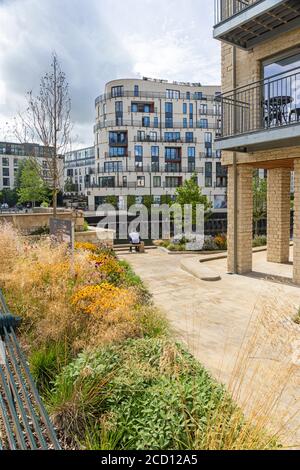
83,220,89,232
143,195,153,211
294,309,300,325
127,195,136,209
253,174,267,236
119,260,152,304
174,174,212,223
50,338,232,450
17,160,49,207
253,235,267,247
0,188,18,207
29,341,71,396
106,196,118,208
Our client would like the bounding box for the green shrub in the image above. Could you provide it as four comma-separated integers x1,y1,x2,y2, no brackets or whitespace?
49,338,246,450
29,341,71,396
253,235,267,247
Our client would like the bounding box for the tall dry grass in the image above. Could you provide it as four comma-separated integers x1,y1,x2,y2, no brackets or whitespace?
0,223,148,352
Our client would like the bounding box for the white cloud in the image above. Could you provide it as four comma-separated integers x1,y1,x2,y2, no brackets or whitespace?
0,0,221,147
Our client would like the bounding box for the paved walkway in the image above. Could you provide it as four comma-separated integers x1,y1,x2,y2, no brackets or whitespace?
120,248,300,448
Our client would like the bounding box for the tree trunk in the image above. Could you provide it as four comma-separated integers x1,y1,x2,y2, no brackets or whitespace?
53,188,57,217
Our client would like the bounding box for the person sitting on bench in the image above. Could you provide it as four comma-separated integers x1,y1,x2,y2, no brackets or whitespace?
129,231,141,252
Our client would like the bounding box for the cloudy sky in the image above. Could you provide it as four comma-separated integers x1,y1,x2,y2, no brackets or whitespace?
0,0,221,148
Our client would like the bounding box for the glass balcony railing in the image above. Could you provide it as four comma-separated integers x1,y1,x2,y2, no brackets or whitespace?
214,0,260,25
217,66,300,139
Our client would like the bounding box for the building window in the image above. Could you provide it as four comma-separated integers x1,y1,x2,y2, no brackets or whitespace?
185,132,194,143
205,132,212,143
109,131,127,144
165,102,173,128
150,131,157,141
164,132,180,142
131,103,138,113
183,118,187,128
109,147,126,157
205,162,212,187
111,86,124,98
137,176,145,187
166,89,180,99
183,103,187,114
151,146,159,157
165,177,182,188
165,162,181,172
142,116,150,127
199,119,208,129
188,147,195,158
188,161,196,172
135,145,143,158
2,178,10,187
186,92,191,100
165,147,181,161
205,147,213,158
104,161,123,173
2,157,9,166
154,117,159,128
194,92,203,100
2,167,9,177
153,176,161,188
200,104,208,114
216,163,228,188
134,85,139,97
99,176,115,188
115,101,123,126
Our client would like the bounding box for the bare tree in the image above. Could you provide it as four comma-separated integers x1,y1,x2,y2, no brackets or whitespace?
14,53,71,216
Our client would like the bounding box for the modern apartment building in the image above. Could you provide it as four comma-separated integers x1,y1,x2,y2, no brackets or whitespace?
0,141,54,192
64,146,95,196
213,0,300,283
90,78,227,211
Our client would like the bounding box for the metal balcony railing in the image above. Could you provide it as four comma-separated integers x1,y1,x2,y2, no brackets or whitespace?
214,0,260,24
95,90,217,105
94,120,221,132
217,66,300,139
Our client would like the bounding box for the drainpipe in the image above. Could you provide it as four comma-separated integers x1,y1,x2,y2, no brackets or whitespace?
232,46,238,274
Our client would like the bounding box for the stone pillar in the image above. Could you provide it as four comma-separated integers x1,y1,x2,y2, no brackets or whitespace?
293,160,300,284
267,168,291,264
227,165,253,274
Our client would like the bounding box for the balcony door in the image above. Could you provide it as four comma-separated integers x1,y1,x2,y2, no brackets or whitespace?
263,52,300,126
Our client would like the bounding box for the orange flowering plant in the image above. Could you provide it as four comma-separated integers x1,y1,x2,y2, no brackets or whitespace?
71,282,137,319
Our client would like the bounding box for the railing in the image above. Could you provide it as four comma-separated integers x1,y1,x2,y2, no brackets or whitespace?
95,91,216,105
134,136,197,144
95,120,221,132
87,166,205,181
214,0,260,24
0,290,60,450
217,67,300,139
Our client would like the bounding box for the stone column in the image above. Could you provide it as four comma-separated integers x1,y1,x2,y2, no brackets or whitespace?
267,168,291,264
293,160,300,284
227,165,253,274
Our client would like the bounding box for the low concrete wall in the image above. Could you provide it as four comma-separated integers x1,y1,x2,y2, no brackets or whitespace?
0,210,85,234
75,228,114,247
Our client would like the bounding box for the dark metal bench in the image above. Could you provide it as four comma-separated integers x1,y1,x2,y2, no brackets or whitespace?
0,290,60,450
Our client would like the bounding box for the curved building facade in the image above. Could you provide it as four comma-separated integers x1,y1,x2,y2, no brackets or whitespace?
89,77,227,211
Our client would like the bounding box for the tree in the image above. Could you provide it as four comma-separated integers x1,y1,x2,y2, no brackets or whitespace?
17,160,49,208
253,174,267,236
174,174,212,224
14,53,71,216
0,189,18,207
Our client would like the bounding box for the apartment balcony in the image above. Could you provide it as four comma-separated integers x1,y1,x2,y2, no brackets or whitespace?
215,66,300,152
134,136,197,144
94,120,220,132
214,0,300,50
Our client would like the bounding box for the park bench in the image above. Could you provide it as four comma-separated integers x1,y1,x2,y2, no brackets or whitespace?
114,242,145,253
0,290,60,450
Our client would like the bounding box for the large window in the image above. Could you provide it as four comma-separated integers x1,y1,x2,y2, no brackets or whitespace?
205,162,212,187
165,147,181,161
109,131,127,145
164,132,180,142
153,176,161,187
166,89,180,99
199,119,208,129
99,176,115,188
104,161,123,173
2,168,9,177
151,146,159,157
109,147,126,157
165,177,182,188
185,132,194,143
111,86,124,98
165,102,173,128
142,116,150,127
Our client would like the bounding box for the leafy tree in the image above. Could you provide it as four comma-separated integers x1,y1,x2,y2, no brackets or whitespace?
17,160,49,207
174,174,212,223
143,195,153,211
253,174,267,236
64,178,77,193
0,189,18,207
